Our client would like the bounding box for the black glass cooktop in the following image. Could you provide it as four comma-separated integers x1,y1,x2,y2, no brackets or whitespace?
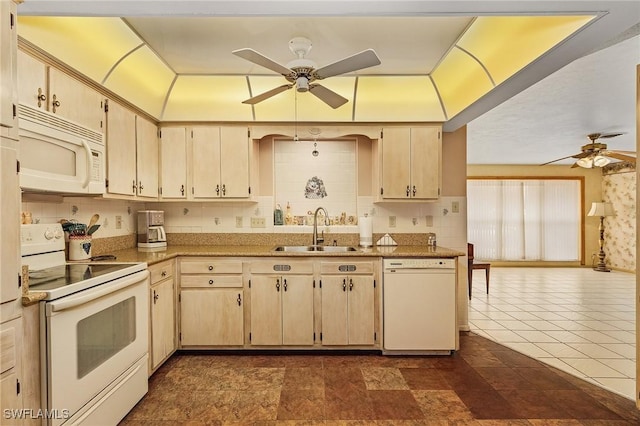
28,263,134,291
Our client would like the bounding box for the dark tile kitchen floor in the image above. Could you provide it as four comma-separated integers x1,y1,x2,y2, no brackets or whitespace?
120,332,640,425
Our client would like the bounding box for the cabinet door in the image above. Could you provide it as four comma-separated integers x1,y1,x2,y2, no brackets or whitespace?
0,144,19,304
49,68,104,133
191,126,221,198
16,50,46,110
159,127,188,199
347,276,375,345
150,278,175,370
220,126,250,198
0,1,17,130
180,289,243,346
320,276,349,345
135,116,158,199
106,101,137,196
381,127,411,199
250,275,282,345
281,275,314,345
410,127,440,199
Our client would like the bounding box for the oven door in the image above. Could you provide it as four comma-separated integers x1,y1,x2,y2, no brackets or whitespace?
42,270,149,425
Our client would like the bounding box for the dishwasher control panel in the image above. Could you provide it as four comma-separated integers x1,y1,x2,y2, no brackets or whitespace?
383,258,456,269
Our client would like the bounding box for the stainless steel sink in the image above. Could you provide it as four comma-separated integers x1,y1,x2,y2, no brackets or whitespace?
273,245,358,253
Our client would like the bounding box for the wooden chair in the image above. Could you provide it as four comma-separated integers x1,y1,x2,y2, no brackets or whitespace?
468,243,490,299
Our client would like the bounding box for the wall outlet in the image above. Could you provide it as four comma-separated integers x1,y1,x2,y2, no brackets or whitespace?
115,215,122,229
251,217,266,228
452,201,460,213
389,216,396,228
235,216,243,228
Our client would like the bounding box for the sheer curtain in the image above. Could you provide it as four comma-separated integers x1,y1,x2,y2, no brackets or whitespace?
467,179,580,261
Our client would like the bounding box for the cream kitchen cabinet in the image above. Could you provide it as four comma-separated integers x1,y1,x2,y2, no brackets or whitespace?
135,115,159,199
17,50,104,133
249,260,314,346
376,126,441,200
191,126,251,199
106,101,159,199
179,259,244,347
159,126,251,200
0,1,17,135
148,260,176,373
320,261,377,346
0,316,23,424
0,140,20,305
159,127,188,199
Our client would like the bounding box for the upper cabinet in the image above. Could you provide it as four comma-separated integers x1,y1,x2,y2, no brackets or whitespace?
159,125,252,201
0,1,17,136
374,126,441,201
105,100,159,199
17,50,104,134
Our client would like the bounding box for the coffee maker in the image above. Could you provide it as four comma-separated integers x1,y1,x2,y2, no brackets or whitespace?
137,210,167,249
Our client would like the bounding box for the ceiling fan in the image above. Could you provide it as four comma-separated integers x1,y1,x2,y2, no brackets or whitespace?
232,37,381,109
541,133,636,168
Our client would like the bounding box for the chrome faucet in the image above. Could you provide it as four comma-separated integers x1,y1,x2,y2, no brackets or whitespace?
312,207,328,246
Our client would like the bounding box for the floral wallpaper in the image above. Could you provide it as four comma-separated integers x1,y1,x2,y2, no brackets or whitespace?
602,163,636,272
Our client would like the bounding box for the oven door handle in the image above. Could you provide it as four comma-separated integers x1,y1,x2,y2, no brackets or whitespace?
48,270,149,313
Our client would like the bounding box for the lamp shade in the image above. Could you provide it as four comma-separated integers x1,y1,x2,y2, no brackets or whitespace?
588,202,615,217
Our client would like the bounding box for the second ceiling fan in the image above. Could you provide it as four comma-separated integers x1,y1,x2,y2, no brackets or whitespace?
541,132,635,168
233,37,381,109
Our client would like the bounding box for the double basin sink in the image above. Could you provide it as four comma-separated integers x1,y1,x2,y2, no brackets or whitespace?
273,245,358,253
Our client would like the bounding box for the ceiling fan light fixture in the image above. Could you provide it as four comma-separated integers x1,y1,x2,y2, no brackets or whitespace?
593,155,611,167
296,76,309,92
576,157,593,168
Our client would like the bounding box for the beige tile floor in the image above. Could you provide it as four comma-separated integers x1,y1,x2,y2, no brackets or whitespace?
468,266,636,400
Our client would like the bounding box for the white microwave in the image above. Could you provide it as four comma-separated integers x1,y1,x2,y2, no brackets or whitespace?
18,104,105,195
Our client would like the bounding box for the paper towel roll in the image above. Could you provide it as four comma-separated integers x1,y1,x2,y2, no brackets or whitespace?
359,215,373,247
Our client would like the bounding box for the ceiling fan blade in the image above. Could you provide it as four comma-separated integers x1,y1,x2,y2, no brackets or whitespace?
604,152,636,163
308,84,349,109
232,48,293,76
242,84,292,105
313,49,381,79
610,150,636,154
540,153,582,166
599,132,623,139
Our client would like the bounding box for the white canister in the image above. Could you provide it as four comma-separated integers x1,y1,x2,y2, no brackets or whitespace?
69,235,92,260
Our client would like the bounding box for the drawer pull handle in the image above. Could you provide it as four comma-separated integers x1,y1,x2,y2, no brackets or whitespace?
283,279,287,292
208,265,214,271
342,279,346,292
237,294,242,306
153,290,159,304
276,278,280,292
37,88,46,107
406,185,410,197
349,278,354,292
209,279,214,285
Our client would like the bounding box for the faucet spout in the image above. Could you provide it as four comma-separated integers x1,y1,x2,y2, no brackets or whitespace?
312,207,328,246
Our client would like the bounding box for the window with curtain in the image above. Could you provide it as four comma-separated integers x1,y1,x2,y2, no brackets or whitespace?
467,179,580,261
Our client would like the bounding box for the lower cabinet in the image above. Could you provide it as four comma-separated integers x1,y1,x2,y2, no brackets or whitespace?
249,260,314,346
320,261,376,346
179,259,244,347
148,260,176,373
0,316,22,423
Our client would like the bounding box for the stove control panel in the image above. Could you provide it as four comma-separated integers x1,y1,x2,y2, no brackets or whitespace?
21,223,65,256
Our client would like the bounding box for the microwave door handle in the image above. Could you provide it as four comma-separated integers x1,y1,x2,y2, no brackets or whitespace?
80,139,92,189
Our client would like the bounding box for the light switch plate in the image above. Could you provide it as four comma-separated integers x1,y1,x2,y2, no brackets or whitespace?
452,201,460,213
115,215,122,229
235,216,243,228
389,216,396,227
251,217,266,228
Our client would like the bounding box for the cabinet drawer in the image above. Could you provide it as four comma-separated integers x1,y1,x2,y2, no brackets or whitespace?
251,260,313,275
180,259,243,274
320,261,375,275
181,275,243,288
148,261,175,284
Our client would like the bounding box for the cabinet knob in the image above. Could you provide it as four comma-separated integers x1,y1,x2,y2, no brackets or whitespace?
221,184,226,196
406,185,410,197
237,294,242,306
139,181,144,193
283,279,287,292
180,184,185,196
349,278,354,292
153,290,159,304
52,94,61,113
37,88,46,107
161,271,167,277
276,278,280,292
208,265,214,271
216,184,220,195
132,180,137,194
209,279,214,285
342,279,347,292
412,185,417,196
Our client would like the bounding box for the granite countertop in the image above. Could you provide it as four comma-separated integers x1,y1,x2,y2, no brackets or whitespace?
107,244,465,265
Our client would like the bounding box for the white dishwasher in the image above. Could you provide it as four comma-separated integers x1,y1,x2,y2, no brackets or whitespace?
382,258,456,355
